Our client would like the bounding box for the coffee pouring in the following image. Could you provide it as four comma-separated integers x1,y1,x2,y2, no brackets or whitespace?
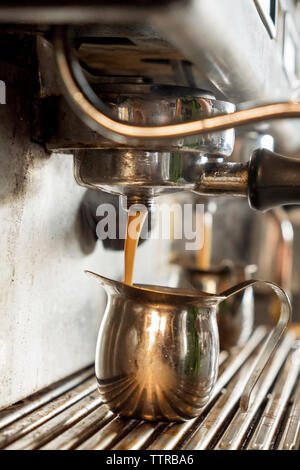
2,6,300,451
55,25,300,425
85,193,291,422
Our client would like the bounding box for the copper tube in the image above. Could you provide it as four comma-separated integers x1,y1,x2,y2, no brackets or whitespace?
54,27,300,145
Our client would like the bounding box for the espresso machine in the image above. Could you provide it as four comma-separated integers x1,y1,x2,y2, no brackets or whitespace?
0,0,300,450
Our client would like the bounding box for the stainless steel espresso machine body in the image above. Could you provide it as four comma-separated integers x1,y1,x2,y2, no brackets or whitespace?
0,0,300,450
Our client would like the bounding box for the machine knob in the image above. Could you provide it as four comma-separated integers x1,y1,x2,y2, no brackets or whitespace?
248,148,300,211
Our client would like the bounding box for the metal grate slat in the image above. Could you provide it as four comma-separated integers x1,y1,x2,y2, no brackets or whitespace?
0,328,299,450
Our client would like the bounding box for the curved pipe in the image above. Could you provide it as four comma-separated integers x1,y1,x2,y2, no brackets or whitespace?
54,26,300,146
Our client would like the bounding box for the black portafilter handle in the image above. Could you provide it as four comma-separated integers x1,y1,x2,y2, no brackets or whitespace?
248,148,300,211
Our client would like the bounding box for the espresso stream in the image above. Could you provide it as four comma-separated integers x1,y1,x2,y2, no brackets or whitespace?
123,209,209,285
124,211,147,285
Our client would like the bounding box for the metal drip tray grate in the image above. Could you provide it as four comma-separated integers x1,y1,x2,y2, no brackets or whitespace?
0,327,299,450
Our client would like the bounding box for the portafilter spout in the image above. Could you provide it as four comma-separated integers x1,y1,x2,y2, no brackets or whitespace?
75,148,300,212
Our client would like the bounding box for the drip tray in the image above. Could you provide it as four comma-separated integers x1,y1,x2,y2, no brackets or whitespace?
0,327,299,450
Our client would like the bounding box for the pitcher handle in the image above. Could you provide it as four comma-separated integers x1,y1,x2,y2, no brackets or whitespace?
220,279,291,411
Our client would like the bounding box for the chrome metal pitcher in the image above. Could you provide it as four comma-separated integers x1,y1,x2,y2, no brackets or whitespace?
87,272,291,422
